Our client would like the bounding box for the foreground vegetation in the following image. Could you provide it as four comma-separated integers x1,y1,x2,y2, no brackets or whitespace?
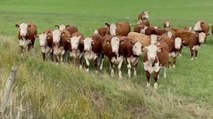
0,0,213,118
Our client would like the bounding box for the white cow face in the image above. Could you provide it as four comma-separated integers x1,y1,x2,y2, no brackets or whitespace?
165,21,170,28
145,44,160,61
111,36,120,54
110,24,117,36
17,23,28,37
132,41,142,56
167,31,173,38
84,37,93,51
174,37,182,49
143,11,149,19
198,32,206,43
150,35,158,44
52,29,61,43
70,36,81,50
193,21,202,31
55,24,66,31
38,33,47,53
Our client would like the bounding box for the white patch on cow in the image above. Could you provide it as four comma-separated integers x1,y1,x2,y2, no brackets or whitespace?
109,23,117,36
192,45,200,51
174,37,182,49
198,32,206,43
59,24,66,31
132,41,142,56
188,27,192,31
167,31,173,38
143,11,149,19
118,58,123,79
169,52,177,58
52,29,61,43
111,56,123,64
137,19,142,24
165,21,170,28
19,23,28,37
140,26,147,34
84,37,93,51
143,61,160,74
111,36,120,54
70,36,81,50
38,34,47,52
193,21,202,31
151,35,158,44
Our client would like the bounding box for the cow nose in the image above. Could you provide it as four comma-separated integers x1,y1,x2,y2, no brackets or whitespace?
149,57,155,61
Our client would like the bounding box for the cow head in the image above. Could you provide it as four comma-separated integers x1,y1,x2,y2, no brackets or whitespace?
55,24,66,31
70,36,82,50
15,23,29,38
164,21,171,28
52,29,61,43
38,33,47,53
174,37,182,49
111,36,120,54
142,11,149,20
132,41,142,56
193,21,203,31
144,44,161,62
83,37,93,51
197,32,206,43
150,35,158,44
109,24,117,36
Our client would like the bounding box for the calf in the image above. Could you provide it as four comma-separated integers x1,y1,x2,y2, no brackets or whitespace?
83,34,104,71
69,32,84,68
143,41,169,89
160,34,182,68
15,23,37,54
37,29,54,61
174,31,206,60
105,22,131,36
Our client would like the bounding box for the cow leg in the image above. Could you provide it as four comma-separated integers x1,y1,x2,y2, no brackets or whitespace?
118,58,123,79
110,62,115,77
173,57,176,68
195,50,198,59
154,72,159,89
85,56,90,72
100,54,104,70
79,53,84,69
146,71,151,87
127,58,131,77
50,51,54,61
42,52,45,61
179,46,183,56
190,48,194,60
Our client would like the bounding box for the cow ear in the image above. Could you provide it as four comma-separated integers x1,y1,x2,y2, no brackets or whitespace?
15,24,19,28
55,25,59,29
105,23,110,27
28,24,31,27
66,25,70,28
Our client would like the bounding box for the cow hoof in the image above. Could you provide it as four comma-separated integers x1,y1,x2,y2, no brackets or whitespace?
179,54,182,57
195,57,197,60
154,83,158,89
173,65,176,69
146,82,150,87
86,68,89,72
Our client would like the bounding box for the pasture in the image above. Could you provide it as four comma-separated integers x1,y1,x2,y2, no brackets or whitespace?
0,0,213,118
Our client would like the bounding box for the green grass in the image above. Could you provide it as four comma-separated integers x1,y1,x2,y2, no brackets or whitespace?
0,0,213,118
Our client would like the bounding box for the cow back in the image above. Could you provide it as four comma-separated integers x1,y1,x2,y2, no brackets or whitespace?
116,22,131,36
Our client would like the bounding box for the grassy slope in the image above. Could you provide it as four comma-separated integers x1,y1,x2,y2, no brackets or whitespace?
0,0,213,118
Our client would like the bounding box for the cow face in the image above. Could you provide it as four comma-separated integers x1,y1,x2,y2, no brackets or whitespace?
38,33,47,53
165,21,170,28
132,41,142,56
150,35,158,44
109,24,117,36
198,32,206,43
145,44,160,62
193,21,202,31
167,31,173,38
52,29,61,43
83,37,93,51
70,36,81,50
16,23,28,37
174,37,182,49
142,11,149,19
111,36,120,54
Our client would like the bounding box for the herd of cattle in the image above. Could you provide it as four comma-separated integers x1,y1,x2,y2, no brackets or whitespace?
15,11,212,89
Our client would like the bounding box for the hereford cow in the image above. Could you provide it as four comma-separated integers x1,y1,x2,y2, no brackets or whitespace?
160,34,182,68
143,41,169,89
69,32,84,68
37,29,54,61
138,11,149,20
15,23,37,53
174,31,206,60
83,34,104,71
105,22,131,36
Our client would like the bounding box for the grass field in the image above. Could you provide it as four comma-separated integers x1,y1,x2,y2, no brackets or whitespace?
0,0,213,118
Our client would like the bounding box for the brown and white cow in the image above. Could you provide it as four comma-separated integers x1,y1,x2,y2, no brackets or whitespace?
143,40,169,89
138,11,149,21
105,22,131,36
174,31,206,60
69,32,84,68
15,23,37,53
37,29,54,61
193,21,209,43
160,34,182,68
83,34,104,71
